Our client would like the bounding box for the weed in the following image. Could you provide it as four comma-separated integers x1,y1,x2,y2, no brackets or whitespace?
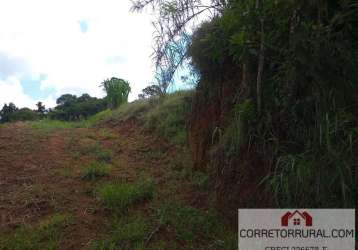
92,216,147,250
82,161,109,181
98,176,154,212
78,142,113,163
99,128,117,140
0,213,72,250
149,199,237,249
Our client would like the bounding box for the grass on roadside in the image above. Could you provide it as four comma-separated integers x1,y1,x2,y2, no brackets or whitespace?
0,213,72,250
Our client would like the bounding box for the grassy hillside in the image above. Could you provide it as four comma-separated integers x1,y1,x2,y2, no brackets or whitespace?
0,90,238,250
92,90,193,146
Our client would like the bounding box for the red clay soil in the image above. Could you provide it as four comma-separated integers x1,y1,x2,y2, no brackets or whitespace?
0,121,207,249
0,122,102,249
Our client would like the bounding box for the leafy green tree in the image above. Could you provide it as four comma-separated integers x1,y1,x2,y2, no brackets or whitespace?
36,102,46,115
0,103,18,123
138,85,162,99
56,94,77,106
49,93,107,121
101,77,131,109
9,108,39,122
131,0,224,93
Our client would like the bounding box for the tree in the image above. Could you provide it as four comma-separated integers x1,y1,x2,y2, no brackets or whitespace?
0,103,18,123
101,77,131,109
131,0,225,94
49,93,107,121
8,108,39,122
56,94,77,106
36,102,46,115
78,94,91,102
138,85,163,99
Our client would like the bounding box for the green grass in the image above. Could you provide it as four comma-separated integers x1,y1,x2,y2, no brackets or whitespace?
79,109,113,127
98,176,154,212
98,128,118,140
0,213,72,250
152,200,236,249
110,99,152,122
95,90,193,146
92,216,147,250
26,109,113,132
78,142,113,163
143,90,193,145
29,119,76,133
82,161,109,181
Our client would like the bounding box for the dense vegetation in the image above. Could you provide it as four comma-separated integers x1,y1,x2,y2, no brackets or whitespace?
1,1,357,247
101,77,131,109
133,0,358,211
190,0,357,209
0,78,133,123
48,94,107,121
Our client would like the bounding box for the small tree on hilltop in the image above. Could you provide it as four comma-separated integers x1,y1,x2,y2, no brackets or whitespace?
36,102,46,115
138,84,163,99
101,77,131,109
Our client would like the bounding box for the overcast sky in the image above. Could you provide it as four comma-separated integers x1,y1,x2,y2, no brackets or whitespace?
0,0,157,108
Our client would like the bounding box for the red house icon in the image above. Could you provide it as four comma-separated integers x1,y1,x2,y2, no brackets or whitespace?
281,210,313,227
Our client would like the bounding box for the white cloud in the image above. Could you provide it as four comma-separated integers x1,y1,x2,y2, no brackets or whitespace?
0,0,156,107
0,77,38,108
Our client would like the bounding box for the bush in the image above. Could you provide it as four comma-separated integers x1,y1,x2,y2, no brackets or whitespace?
8,108,39,122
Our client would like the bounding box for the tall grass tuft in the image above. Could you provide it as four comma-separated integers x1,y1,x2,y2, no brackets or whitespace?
81,161,109,181
98,175,154,212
